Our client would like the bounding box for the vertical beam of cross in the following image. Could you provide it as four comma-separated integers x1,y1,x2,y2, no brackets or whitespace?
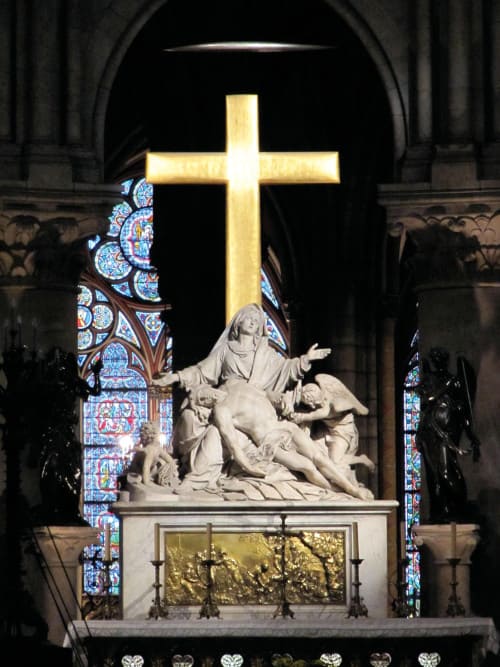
146,94,340,322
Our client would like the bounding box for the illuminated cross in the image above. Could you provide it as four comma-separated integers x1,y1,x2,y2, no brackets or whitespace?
146,94,340,322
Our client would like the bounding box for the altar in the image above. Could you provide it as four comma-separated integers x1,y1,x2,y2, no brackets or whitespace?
113,498,397,620
65,617,499,667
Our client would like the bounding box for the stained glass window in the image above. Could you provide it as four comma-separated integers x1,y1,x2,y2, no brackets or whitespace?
261,250,289,355
402,332,421,614
78,177,171,600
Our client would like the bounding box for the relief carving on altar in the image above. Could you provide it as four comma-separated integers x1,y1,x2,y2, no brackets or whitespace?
125,303,374,502
164,530,346,606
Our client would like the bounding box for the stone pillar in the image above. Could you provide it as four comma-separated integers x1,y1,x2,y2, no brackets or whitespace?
414,0,433,144
412,523,480,617
447,0,473,141
28,526,100,646
0,184,120,646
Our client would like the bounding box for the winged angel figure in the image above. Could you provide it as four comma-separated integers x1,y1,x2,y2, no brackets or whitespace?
289,374,375,485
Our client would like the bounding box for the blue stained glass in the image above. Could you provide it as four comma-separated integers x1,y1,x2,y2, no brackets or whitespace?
83,446,124,501
116,311,140,347
95,332,109,345
121,179,133,196
261,268,279,308
78,329,93,349
111,282,133,298
92,304,113,330
79,285,92,306
160,397,174,449
82,505,120,595
95,242,132,280
402,342,421,614
78,305,92,330
95,289,109,302
108,201,133,237
81,176,170,600
136,311,163,347
78,353,87,367
265,314,287,350
134,269,160,301
130,351,145,370
120,207,154,270
98,342,146,386
132,178,153,208
83,390,148,446
88,235,100,250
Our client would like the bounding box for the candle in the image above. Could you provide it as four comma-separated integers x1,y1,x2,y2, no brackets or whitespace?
104,523,111,561
451,521,457,559
207,522,213,558
400,521,406,559
352,522,359,559
163,532,168,601
154,522,160,561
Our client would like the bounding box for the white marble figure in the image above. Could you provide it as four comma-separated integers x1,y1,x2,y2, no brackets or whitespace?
289,374,375,482
152,303,374,501
172,384,227,491
126,420,179,496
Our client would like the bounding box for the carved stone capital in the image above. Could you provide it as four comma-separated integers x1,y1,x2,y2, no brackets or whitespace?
378,183,500,281
0,182,121,285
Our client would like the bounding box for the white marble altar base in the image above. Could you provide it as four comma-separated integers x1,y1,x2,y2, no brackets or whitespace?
112,499,397,620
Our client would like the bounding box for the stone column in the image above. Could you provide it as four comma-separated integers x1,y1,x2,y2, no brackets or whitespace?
28,526,100,646
0,184,120,646
412,523,480,616
447,0,473,141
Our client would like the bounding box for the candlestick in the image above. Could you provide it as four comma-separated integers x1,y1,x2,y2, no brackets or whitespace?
352,522,359,559
163,532,169,601
104,523,111,561
451,521,457,559
154,522,160,561
207,522,212,558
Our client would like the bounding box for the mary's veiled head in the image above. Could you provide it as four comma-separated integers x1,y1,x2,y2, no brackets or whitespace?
229,303,267,340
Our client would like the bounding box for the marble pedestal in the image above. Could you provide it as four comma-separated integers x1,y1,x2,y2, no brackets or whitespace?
28,526,100,646
412,523,480,617
113,499,397,620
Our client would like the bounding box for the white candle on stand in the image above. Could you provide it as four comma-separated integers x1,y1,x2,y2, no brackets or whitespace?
352,522,359,559
207,522,213,558
451,521,457,559
104,523,111,561
154,522,160,561
400,521,406,559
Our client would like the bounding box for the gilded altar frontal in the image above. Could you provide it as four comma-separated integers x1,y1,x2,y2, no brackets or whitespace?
164,530,346,606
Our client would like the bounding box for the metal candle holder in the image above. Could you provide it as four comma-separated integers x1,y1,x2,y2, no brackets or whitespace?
273,513,294,619
446,557,465,617
148,559,169,619
199,534,220,619
101,555,120,620
347,558,368,618
392,557,412,618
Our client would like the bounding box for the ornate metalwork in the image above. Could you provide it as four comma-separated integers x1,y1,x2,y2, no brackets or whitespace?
164,530,345,606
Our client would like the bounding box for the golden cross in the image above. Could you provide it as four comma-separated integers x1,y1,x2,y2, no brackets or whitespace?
146,94,340,322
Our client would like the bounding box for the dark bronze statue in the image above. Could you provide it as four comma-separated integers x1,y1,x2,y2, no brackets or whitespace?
416,347,480,523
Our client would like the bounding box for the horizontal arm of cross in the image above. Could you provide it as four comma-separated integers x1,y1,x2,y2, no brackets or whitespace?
147,151,340,185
